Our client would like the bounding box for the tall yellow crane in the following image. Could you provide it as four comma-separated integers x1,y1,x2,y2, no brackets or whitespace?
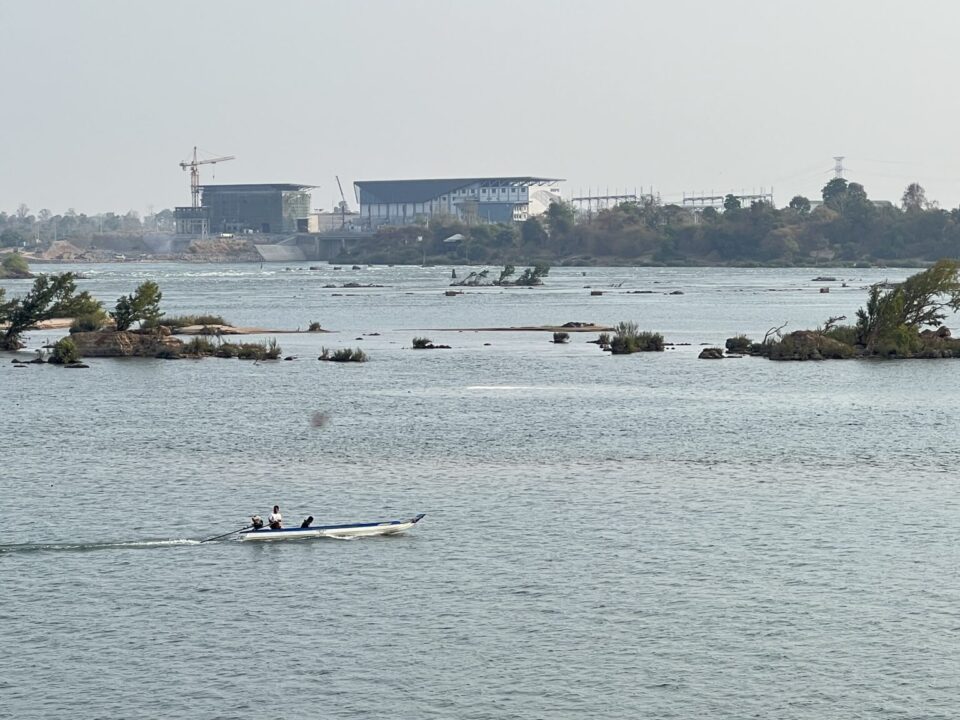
180,146,235,208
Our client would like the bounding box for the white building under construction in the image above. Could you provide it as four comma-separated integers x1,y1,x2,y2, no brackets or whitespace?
353,177,563,227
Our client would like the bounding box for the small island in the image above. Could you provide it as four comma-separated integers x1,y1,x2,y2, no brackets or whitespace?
0,253,33,279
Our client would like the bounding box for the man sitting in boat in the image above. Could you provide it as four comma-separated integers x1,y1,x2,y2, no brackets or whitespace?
268,505,282,529
250,515,264,530
300,516,314,528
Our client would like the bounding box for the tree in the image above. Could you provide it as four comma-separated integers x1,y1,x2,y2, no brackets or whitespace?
902,182,927,212
855,259,960,354
111,280,163,331
514,263,550,286
0,253,31,278
520,217,548,246
546,200,575,236
723,194,741,211
49,338,80,365
0,273,102,350
821,178,848,209
788,195,811,214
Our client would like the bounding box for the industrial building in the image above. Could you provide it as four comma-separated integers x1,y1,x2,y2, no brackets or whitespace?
175,183,313,235
353,177,563,227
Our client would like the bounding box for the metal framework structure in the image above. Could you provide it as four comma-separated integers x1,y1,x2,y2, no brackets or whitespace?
570,188,659,212
681,189,775,209
179,146,235,208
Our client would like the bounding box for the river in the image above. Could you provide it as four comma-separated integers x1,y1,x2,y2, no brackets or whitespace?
2,263,958,718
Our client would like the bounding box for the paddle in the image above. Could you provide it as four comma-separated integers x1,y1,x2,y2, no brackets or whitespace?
200,525,252,543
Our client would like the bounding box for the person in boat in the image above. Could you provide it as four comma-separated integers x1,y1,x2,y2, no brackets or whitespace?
300,516,314,528
250,515,264,530
268,505,282,529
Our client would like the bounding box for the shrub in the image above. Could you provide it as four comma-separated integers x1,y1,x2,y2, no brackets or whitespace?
319,347,368,362
157,314,229,329
767,330,855,360
183,337,218,356
552,332,570,344
412,337,432,349
215,343,239,358
308,321,323,332
70,310,109,334
597,332,611,347
231,339,282,360
724,334,752,353
49,338,80,365
823,324,858,347
262,338,281,360
1,253,30,277
609,321,664,354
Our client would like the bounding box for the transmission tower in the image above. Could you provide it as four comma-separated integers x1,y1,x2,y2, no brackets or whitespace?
833,156,845,179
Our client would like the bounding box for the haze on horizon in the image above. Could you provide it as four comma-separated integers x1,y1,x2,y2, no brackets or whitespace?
2,0,958,217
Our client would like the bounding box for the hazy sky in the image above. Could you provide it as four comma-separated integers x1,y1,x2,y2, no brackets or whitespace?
3,0,959,215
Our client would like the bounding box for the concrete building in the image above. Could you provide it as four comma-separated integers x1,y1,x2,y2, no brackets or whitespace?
353,177,563,227
175,183,313,235
307,210,362,233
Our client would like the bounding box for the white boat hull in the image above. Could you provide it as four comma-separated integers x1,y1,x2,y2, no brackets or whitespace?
238,514,425,542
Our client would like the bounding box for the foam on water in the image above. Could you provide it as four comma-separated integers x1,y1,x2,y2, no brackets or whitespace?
0,538,202,554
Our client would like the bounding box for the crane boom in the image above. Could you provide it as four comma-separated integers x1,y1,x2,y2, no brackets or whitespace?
336,175,348,228
180,146,236,208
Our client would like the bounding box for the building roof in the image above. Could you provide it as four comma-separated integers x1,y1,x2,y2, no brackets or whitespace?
354,177,563,204
200,183,314,192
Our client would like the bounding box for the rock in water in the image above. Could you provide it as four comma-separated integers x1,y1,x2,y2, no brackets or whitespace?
68,330,185,358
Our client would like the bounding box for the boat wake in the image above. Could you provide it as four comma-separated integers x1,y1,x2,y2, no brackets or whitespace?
0,538,202,554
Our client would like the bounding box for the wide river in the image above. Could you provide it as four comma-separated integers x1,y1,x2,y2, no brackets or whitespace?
2,263,958,719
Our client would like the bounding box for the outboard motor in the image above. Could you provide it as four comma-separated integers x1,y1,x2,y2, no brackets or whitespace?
250,515,264,530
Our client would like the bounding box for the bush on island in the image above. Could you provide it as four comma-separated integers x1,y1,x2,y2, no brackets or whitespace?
724,334,752,353
609,321,664,354
48,338,81,365
319,347,368,362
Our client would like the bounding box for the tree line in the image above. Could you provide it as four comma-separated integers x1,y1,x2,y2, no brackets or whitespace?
0,205,176,247
349,180,960,266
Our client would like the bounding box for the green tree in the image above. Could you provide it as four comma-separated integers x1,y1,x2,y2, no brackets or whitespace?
546,200,575,236
111,280,163,331
0,273,102,350
723,194,741,211
788,195,811,214
821,178,849,209
1,228,26,248
1,253,30,278
514,263,550,286
855,260,960,354
902,182,927,212
49,337,80,365
520,217,548,246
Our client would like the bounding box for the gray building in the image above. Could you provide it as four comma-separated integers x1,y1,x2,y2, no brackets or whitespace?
354,177,563,227
175,183,313,235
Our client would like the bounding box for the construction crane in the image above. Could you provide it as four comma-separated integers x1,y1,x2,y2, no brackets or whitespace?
336,175,350,228
180,146,235,208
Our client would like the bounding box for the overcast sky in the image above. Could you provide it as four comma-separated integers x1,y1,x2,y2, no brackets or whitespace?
2,0,959,215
